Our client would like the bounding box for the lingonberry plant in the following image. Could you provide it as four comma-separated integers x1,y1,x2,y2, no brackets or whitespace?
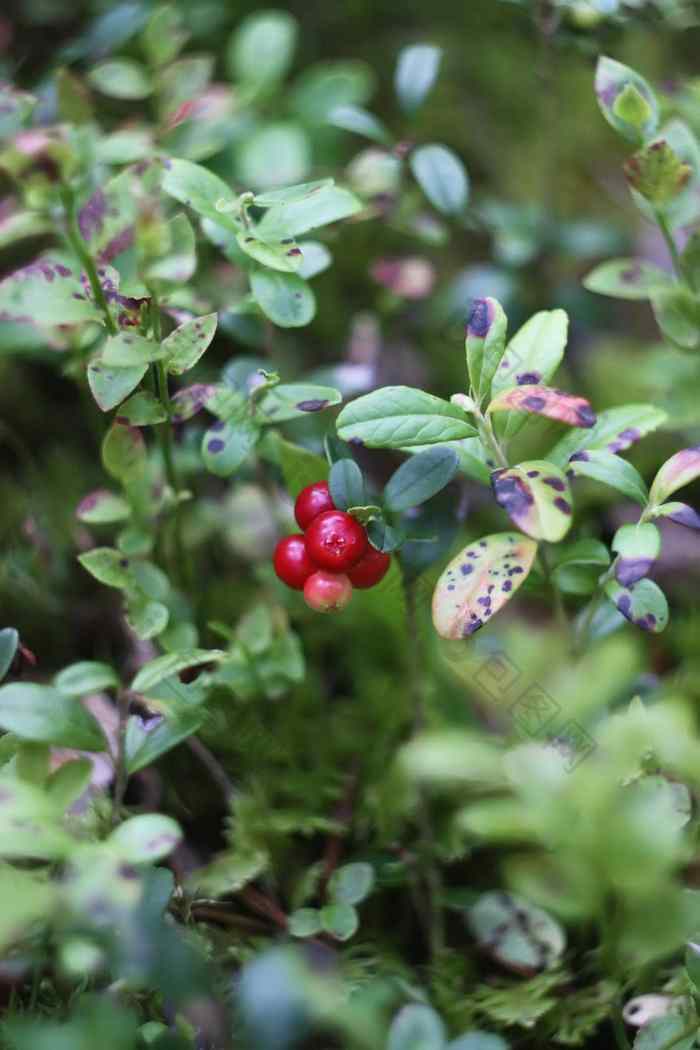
2,3,700,1050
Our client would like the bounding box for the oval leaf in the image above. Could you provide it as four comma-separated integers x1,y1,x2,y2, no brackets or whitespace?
162,312,218,375
0,683,105,750
109,813,182,863
88,356,147,412
337,386,477,448
604,577,669,633
612,523,661,587
432,532,538,639
488,385,596,429
468,891,565,974
491,461,573,542
466,297,508,405
329,458,365,511
256,383,341,423
202,416,260,477
583,258,672,301
54,661,119,697
395,44,442,113
384,447,458,512
649,446,700,506
566,449,648,505
250,269,316,328
410,143,469,215
388,1005,445,1050
547,404,668,469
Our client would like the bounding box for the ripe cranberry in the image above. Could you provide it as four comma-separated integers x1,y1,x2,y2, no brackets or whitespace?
348,546,391,589
303,571,353,612
295,481,335,530
304,510,368,572
273,534,318,590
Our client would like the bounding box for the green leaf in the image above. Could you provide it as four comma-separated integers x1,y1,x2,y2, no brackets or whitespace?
88,356,147,412
259,431,328,498
466,297,508,405
236,231,303,274
297,240,332,279
141,5,188,67
161,158,238,231
237,123,311,191
366,518,405,553
78,547,131,589
250,269,316,327
410,143,469,215
76,489,131,523
595,56,658,142
252,179,333,206
328,104,391,145
329,458,365,511
488,385,596,429
468,892,565,973
395,44,442,113
547,404,668,469
649,446,700,505
625,141,691,205
388,1005,446,1050
491,460,573,542
162,313,217,375
125,708,204,774
54,661,119,697
552,538,610,595
612,523,661,587
227,10,298,88
256,383,341,423
583,258,672,301
604,577,669,633
131,649,225,693
202,415,260,477
255,181,362,239
566,449,648,504
0,629,18,682
449,1033,508,1050
102,333,166,367
384,447,458,512
337,387,477,448
45,759,93,809
116,391,167,426
320,902,358,941
0,257,103,327
328,862,374,905
109,813,182,863
88,59,152,99
145,213,196,284
101,422,147,481
125,596,169,640
0,683,105,749
288,908,322,937
633,1015,696,1050
650,287,700,350
432,532,538,639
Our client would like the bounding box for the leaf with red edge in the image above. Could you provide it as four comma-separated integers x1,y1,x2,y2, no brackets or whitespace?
487,385,596,429
432,532,537,640
649,446,700,506
491,460,573,542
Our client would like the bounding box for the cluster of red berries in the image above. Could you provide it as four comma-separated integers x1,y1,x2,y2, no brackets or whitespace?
273,481,390,612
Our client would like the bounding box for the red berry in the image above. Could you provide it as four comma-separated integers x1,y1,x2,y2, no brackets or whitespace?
348,546,391,589
273,534,317,590
295,481,335,530
303,571,353,613
304,510,368,572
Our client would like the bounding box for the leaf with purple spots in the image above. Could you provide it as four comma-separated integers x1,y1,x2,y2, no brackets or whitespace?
202,413,260,477
649,501,700,531
171,383,218,423
546,404,667,469
102,332,167,367
487,385,596,429
77,169,136,265
76,490,131,525
491,460,573,542
432,532,538,640
583,258,672,301
256,383,342,424
612,523,661,587
145,213,196,284
236,231,304,274
649,446,700,506
465,296,507,405
249,269,316,328
162,312,217,375
566,449,648,505
101,422,147,482
0,256,103,327
604,578,668,634
490,309,568,439
87,355,147,412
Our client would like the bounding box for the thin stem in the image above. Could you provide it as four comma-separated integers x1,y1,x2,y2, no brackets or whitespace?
476,410,509,470
539,545,568,634
403,576,446,959
60,185,117,336
654,208,686,285
112,689,131,825
573,567,614,658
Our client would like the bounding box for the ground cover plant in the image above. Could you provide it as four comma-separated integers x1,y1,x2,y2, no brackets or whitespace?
2,1,700,1048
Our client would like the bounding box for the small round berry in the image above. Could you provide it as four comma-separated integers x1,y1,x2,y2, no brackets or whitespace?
304,510,368,572
303,571,353,613
348,546,391,589
295,481,335,530
273,534,317,590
